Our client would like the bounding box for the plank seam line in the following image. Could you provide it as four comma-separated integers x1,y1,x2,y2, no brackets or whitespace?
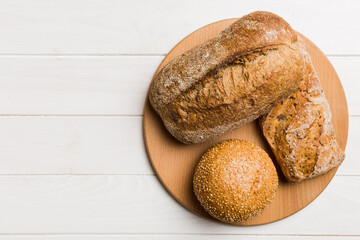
0,174,156,176
0,114,358,117
0,233,357,236
0,114,143,117
0,174,355,177
0,54,357,57
0,53,166,57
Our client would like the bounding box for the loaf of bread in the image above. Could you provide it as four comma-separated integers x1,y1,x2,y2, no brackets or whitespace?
193,139,278,223
260,36,345,182
149,11,305,144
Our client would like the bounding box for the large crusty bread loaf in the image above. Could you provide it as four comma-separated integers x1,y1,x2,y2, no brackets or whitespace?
260,36,345,182
149,11,305,144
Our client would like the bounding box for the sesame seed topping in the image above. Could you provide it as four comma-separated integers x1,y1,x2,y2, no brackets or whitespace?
193,139,278,223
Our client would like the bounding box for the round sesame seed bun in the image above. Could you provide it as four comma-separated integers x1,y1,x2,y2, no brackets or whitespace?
193,139,278,223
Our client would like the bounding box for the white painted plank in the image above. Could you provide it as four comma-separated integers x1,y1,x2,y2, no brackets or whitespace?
329,57,360,116
337,116,360,175
0,116,357,175
0,56,162,115
0,56,358,116
0,175,357,234
0,235,358,239
0,116,153,174
0,0,359,55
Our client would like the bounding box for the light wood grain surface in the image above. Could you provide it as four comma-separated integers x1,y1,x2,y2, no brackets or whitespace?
0,0,359,239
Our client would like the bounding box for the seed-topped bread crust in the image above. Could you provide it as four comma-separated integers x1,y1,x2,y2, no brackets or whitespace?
260,36,345,182
193,139,278,223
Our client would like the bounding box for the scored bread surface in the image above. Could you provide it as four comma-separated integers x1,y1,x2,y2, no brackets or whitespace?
193,139,278,223
261,36,345,182
149,11,305,144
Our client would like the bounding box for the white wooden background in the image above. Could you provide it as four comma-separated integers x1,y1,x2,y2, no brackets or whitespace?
0,0,359,239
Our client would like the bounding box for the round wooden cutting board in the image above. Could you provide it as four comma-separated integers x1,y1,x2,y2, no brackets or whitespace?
143,19,348,225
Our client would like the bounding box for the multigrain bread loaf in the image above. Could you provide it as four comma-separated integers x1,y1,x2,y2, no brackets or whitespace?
149,11,305,144
260,36,345,182
193,139,278,223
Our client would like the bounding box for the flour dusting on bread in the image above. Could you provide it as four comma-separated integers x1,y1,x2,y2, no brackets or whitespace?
261,35,345,182
149,11,305,144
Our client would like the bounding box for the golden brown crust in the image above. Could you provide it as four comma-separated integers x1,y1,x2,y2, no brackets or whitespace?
149,11,305,144
261,36,345,182
193,139,278,223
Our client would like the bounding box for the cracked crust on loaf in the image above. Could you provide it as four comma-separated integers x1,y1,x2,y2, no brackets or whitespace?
149,11,305,144
260,36,345,182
